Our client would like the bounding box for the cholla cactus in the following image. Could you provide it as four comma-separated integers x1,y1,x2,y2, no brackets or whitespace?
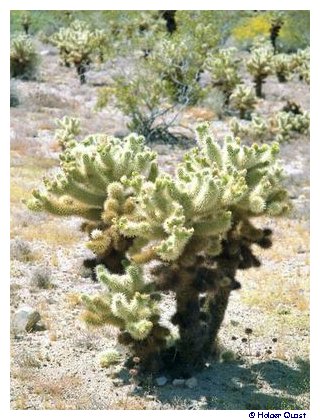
21,11,32,35
54,116,81,150
205,48,241,105
26,120,290,374
269,12,285,53
230,84,257,119
83,264,170,371
290,48,310,84
247,43,274,98
231,110,310,143
10,35,39,80
116,123,289,371
273,54,292,82
51,20,108,84
270,111,310,142
230,114,269,142
25,127,158,273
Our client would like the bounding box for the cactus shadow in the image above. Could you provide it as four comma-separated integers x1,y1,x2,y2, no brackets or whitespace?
148,358,309,410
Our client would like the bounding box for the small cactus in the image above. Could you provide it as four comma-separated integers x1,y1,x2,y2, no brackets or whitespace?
205,48,241,105
10,35,39,80
230,84,257,119
51,20,108,84
247,43,274,98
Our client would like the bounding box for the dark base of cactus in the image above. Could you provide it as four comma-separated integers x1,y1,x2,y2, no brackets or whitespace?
83,249,128,281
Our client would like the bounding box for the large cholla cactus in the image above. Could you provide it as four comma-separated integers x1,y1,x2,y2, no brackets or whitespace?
115,123,289,372
26,120,290,375
51,20,107,84
10,35,39,80
205,48,241,105
230,84,257,119
247,43,274,98
25,125,158,273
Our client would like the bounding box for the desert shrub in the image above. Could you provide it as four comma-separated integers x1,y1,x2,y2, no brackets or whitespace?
148,37,209,106
30,266,53,289
10,238,33,262
96,70,189,143
205,48,242,106
229,84,257,119
10,35,39,80
50,20,108,84
26,120,290,375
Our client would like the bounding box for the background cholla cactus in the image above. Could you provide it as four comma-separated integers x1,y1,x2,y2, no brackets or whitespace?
21,11,31,35
25,126,158,273
230,114,269,142
83,264,170,371
273,53,293,82
229,84,257,119
230,109,310,143
54,116,81,150
205,48,241,105
51,20,108,84
290,48,310,84
270,111,310,142
247,43,274,98
10,35,39,80
269,11,285,53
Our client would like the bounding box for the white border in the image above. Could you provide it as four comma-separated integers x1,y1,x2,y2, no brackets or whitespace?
2,1,318,419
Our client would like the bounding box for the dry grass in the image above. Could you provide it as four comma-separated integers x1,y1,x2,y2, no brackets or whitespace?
242,268,309,313
184,106,216,121
18,220,82,246
66,292,82,308
33,375,83,397
108,395,151,410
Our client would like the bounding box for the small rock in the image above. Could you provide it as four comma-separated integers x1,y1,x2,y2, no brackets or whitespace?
185,377,198,389
145,395,155,401
155,376,168,386
172,379,185,387
13,306,41,332
112,378,123,387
